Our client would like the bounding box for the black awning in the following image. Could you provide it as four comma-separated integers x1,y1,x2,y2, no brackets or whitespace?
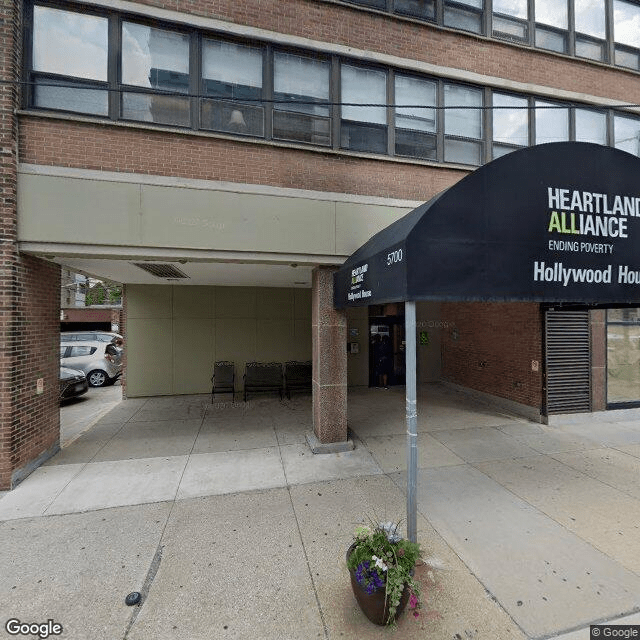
334,142,640,308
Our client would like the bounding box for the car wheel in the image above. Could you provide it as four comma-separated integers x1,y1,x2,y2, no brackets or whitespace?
87,370,109,387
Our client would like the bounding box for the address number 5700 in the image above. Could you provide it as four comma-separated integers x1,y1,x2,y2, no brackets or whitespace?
387,249,403,266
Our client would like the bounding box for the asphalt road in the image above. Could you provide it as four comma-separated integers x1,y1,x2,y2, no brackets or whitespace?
59,381,124,446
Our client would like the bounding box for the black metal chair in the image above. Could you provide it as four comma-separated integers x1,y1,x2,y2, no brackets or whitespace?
243,362,284,401
284,361,312,399
211,361,235,402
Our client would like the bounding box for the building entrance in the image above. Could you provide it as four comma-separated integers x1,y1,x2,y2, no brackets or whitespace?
368,305,406,387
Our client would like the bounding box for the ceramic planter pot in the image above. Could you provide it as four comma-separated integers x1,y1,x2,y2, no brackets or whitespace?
346,543,410,625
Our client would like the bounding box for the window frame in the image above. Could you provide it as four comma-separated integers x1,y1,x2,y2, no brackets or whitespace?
24,1,639,168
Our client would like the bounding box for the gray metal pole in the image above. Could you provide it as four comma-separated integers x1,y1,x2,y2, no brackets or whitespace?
405,300,418,543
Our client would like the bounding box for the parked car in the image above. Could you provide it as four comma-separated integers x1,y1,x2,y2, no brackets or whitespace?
60,340,123,387
59,366,89,401
60,331,123,345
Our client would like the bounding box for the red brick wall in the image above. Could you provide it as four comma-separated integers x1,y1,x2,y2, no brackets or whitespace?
19,117,466,201
0,0,22,490
7,255,61,488
0,1,60,490
441,302,544,409
129,0,640,105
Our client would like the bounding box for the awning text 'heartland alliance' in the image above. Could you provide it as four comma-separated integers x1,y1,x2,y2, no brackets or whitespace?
547,187,640,238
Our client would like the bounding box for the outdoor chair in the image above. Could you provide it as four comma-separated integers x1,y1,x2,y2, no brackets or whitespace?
243,362,284,401
284,361,312,399
211,361,235,402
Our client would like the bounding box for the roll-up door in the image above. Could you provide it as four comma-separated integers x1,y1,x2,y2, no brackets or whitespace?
545,309,591,414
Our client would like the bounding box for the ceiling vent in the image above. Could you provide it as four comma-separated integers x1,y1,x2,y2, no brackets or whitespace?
132,263,189,279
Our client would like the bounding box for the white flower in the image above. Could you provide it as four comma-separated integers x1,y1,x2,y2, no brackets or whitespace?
372,555,388,572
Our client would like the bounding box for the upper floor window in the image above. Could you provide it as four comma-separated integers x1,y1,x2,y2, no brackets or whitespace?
25,4,639,167
535,100,569,144
614,113,640,155
32,5,108,115
394,0,436,21
395,75,437,160
575,108,607,144
535,0,568,53
201,39,264,136
273,52,331,146
121,22,191,127
575,0,607,61
445,0,484,34
340,64,388,154
614,0,640,69
492,93,528,157
444,83,483,164
492,0,528,42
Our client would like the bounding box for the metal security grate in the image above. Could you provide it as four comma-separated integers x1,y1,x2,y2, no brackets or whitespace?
545,309,591,414
132,263,189,279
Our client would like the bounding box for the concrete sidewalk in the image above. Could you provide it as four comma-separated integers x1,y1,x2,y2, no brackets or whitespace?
1,384,640,639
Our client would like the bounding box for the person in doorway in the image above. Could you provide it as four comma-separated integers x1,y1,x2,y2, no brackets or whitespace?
377,334,392,388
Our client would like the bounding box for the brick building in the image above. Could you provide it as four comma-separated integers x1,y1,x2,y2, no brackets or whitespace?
2,0,640,488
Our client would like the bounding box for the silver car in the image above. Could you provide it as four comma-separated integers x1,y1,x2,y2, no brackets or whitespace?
60,340,123,387
60,331,123,345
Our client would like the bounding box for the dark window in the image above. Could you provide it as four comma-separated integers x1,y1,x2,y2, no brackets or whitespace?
444,0,483,34
393,0,436,21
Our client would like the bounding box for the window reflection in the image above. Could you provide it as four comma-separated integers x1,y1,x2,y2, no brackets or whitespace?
614,115,640,156
614,0,640,48
575,0,606,38
395,75,436,160
33,5,108,80
273,53,330,145
535,0,568,27
201,40,264,137
32,5,108,115
607,308,640,405
444,0,483,34
341,65,387,154
575,109,607,144
444,84,482,164
535,101,569,144
122,23,190,127
493,0,527,18
394,0,436,20
493,93,528,158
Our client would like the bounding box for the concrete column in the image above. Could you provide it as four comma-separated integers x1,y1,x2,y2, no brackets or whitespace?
310,266,349,447
590,310,607,411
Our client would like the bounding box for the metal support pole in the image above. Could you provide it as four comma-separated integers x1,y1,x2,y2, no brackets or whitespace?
405,300,418,543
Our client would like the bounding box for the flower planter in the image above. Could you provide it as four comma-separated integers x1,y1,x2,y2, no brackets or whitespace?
346,543,410,625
